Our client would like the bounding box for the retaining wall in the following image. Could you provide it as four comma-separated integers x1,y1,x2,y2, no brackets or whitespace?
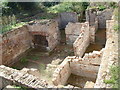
1,25,33,65
94,20,118,88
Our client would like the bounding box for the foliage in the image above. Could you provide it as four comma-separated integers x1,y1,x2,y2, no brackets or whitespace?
104,66,119,88
2,22,26,34
1,2,45,15
47,2,89,14
110,2,118,9
114,24,119,31
98,5,106,11
12,85,27,90
43,2,59,7
20,57,28,63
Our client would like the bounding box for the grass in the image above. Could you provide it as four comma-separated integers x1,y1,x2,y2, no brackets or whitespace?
2,22,26,34
20,57,28,63
13,85,27,90
104,66,119,88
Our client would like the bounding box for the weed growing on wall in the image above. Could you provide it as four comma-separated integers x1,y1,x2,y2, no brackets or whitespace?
104,66,119,88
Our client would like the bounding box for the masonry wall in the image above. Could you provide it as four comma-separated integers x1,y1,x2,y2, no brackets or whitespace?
0,65,48,88
70,49,104,79
1,25,33,65
86,9,97,26
28,20,60,51
52,48,104,86
65,22,89,45
58,12,78,29
94,20,118,88
97,9,113,29
52,58,71,86
73,23,90,57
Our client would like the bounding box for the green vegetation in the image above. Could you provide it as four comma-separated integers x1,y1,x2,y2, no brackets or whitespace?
12,85,27,90
104,66,119,88
20,57,28,63
114,24,120,31
47,2,89,14
2,22,26,34
98,5,106,11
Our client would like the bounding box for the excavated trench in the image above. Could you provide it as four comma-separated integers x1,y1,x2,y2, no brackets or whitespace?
12,28,106,87
12,29,74,85
66,28,106,88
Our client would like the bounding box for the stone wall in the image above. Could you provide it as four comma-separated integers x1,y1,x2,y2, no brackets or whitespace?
86,8,113,29
52,48,104,86
86,9,98,26
58,12,78,29
0,65,48,88
65,22,89,45
52,58,71,86
70,49,104,79
97,9,113,28
28,19,60,51
0,34,2,65
94,20,118,88
73,23,90,57
1,25,33,65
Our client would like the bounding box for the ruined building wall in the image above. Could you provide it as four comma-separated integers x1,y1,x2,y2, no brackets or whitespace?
65,22,89,45
0,34,2,65
70,49,104,79
86,8,113,29
0,65,48,88
94,20,118,88
73,23,90,57
58,12,78,29
97,9,113,29
28,20,60,51
52,48,104,86
1,25,33,65
52,58,71,86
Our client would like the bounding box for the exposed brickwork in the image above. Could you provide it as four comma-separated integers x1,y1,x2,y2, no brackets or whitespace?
1,25,33,65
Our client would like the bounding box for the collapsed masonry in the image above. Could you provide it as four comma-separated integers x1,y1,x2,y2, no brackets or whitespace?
0,8,116,88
